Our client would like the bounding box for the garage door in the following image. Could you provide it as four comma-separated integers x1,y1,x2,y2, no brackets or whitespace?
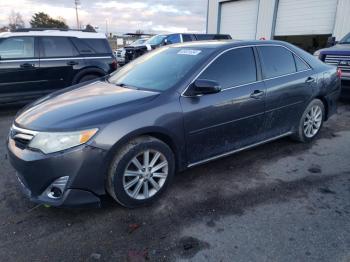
219,0,259,40
275,0,338,36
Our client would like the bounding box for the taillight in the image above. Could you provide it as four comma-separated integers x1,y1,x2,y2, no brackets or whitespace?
337,68,342,78
111,59,118,71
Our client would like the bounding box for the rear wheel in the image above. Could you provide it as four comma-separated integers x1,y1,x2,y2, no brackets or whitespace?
292,99,325,143
106,136,175,208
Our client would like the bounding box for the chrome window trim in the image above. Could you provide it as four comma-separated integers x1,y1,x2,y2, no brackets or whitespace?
181,44,312,97
0,56,112,63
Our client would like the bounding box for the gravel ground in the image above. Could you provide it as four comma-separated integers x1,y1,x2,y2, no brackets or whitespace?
0,100,349,262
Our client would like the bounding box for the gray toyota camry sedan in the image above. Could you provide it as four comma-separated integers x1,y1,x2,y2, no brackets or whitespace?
8,40,341,208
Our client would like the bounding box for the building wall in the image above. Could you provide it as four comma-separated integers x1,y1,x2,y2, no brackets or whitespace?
333,0,350,40
207,0,350,40
256,0,277,39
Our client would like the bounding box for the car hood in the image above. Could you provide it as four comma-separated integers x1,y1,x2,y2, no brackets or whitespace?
15,81,160,131
319,44,350,54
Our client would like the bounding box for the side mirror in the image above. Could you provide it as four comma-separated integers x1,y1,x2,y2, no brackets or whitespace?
326,36,337,47
188,79,221,96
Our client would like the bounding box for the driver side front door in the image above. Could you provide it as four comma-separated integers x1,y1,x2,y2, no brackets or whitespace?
180,47,266,165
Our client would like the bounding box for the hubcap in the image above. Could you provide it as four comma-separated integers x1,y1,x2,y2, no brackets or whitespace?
303,105,322,138
123,150,168,200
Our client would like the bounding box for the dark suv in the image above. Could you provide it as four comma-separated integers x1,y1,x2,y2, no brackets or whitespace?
314,32,350,84
124,33,231,63
0,29,117,104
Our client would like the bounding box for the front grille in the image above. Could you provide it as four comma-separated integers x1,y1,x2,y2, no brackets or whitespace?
10,125,36,150
324,55,350,73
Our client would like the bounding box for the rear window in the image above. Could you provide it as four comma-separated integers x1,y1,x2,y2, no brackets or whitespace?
80,39,111,54
258,46,296,79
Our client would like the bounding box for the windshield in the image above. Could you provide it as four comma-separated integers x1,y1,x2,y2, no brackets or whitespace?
131,38,147,46
108,47,211,91
145,35,166,46
339,33,350,44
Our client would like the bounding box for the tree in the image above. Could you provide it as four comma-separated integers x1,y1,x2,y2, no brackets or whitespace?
30,12,68,29
135,29,144,35
8,11,25,31
0,26,10,32
85,24,96,32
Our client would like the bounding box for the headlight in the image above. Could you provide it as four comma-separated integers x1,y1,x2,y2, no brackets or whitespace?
29,128,98,154
313,50,321,58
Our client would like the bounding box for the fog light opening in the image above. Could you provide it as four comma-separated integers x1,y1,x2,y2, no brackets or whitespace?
47,187,63,199
43,176,69,200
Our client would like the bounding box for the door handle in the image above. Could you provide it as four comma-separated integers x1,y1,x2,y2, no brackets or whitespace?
305,77,315,83
67,61,79,66
20,63,35,68
250,90,264,99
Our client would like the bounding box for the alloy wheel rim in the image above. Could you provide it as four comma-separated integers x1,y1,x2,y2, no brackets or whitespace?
303,105,322,138
123,150,168,200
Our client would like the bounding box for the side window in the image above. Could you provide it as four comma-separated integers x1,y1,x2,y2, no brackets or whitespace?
200,47,257,89
293,54,309,71
81,39,110,54
258,46,296,78
41,37,78,58
195,35,213,41
182,34,194,42
0,37,35,59
71,38,94,54
166,34,181,44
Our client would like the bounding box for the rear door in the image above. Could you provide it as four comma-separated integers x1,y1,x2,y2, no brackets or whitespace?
0,36,40,102
38,36,81,91
180,47,266,164
257,45,314,138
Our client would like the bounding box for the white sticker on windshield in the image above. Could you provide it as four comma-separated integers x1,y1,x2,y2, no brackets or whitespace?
177,49,202,56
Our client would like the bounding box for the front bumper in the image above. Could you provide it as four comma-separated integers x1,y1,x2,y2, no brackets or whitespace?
8,138,108,208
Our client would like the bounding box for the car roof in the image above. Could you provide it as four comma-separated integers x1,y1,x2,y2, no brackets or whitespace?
0,30,107,39
170,39,301,50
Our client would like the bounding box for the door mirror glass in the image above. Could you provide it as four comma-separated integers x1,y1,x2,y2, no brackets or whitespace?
189,79,221,96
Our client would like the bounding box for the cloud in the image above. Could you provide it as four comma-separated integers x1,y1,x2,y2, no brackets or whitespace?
0,0,207,34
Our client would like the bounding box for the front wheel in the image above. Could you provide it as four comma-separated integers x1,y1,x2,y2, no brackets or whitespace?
106,136,175,208
292,99,325,143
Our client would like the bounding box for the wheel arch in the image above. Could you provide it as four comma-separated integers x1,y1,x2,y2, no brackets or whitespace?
72,67,107,85
314,96,329,120
104,128,186,174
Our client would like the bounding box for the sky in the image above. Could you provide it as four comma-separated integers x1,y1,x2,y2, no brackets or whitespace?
0,0,208,34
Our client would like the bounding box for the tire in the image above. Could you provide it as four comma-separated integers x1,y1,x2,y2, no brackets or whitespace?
292,99,325,143
106,136,175,208
78,74,100,83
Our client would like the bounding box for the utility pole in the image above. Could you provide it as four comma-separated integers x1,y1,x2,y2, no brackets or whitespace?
74,0,80,29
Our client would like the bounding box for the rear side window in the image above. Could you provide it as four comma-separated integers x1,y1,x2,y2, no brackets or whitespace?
41,37,78,58
80,39,111,54
293,54,309,71
200,47,257,89
258,46,296,78
0,37,35,59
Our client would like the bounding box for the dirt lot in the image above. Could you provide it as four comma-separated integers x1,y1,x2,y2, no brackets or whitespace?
0,100,349,262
